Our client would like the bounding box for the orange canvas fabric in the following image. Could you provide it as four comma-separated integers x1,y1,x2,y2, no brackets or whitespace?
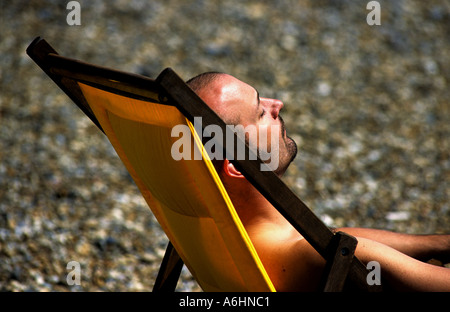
78,83,275,291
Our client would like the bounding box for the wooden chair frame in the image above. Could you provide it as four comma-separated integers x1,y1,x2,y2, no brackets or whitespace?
27,37,381,292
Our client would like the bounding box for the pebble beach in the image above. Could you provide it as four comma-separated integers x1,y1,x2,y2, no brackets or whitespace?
0,0,448,292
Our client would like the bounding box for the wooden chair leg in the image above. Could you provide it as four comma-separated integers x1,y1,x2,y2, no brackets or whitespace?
153,242,184,292
322,232,358,292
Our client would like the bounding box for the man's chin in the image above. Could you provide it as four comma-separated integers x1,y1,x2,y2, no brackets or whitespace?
275,137,298,176
286,135,298,164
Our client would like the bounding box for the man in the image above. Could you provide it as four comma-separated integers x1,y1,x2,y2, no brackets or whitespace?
185,72,450,292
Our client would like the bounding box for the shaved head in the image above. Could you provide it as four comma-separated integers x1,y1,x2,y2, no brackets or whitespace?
186,72,297,175
186,72,224,93
187,72,240,125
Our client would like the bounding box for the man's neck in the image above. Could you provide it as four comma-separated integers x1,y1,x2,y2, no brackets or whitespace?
228,180,290,230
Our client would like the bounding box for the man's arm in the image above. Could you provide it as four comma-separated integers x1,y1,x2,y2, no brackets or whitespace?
354,237,450,291
336,227,450,263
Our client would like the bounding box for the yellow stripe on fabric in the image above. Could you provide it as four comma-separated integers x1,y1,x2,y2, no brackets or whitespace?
187,120,275,291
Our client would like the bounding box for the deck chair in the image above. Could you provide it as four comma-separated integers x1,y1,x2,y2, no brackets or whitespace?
27,37,381,292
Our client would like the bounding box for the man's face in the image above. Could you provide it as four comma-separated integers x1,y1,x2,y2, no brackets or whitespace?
197,74,298,175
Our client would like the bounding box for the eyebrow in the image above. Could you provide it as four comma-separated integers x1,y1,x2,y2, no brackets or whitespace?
255,89,260,108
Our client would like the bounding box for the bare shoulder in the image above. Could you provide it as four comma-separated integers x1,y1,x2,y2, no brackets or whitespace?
247,222,326,291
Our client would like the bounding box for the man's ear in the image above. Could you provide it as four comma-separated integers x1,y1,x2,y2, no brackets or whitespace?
222,159,245,179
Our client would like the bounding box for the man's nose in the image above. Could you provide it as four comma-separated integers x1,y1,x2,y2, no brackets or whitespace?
261,98,284,119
